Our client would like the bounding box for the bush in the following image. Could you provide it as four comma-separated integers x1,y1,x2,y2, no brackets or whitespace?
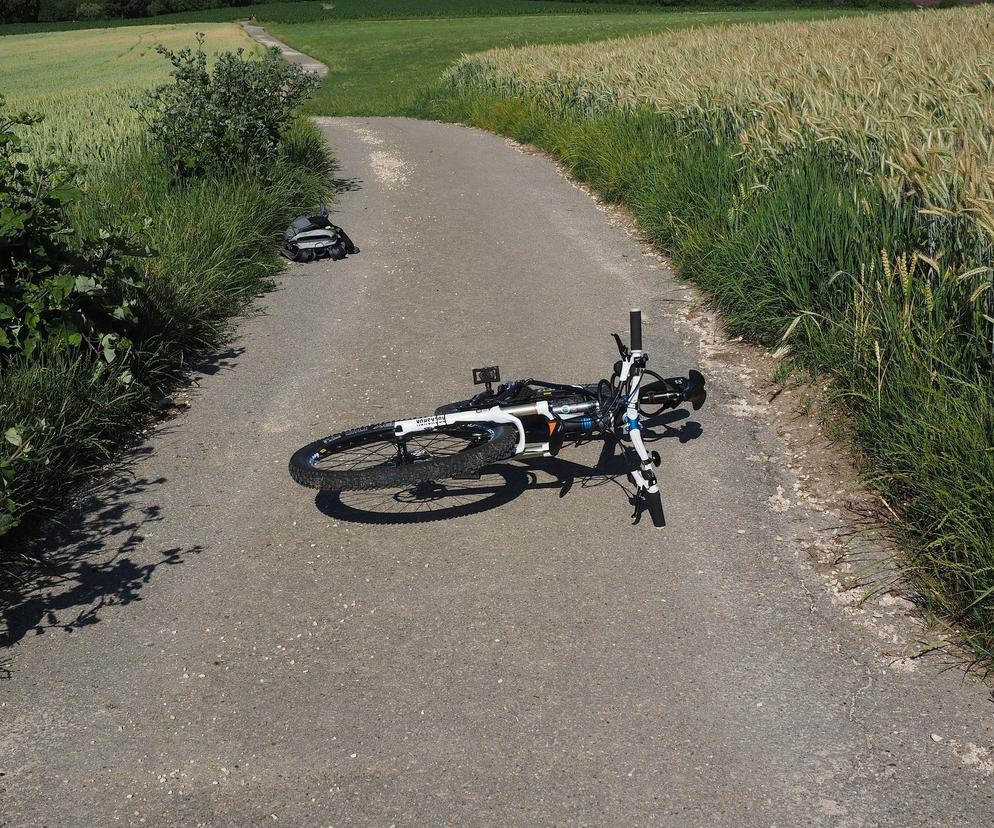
136,35,318,178
102,0,147,14
0,102,148,366
74,2,105,16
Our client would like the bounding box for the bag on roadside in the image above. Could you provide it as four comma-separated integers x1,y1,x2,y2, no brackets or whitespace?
280,203,359,263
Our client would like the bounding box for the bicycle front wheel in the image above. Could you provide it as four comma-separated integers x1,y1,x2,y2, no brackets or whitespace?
289,420,517,491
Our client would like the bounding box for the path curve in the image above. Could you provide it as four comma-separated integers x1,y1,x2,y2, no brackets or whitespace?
242,23,328,77
2,118,993,826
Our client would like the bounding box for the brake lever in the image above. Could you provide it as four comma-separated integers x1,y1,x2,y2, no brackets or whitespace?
611,332,629,358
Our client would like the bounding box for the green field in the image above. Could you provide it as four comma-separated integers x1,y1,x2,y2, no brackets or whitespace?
270,7,858,115
0,24,255,163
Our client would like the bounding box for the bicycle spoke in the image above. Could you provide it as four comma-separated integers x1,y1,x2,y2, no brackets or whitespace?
312,426,484,474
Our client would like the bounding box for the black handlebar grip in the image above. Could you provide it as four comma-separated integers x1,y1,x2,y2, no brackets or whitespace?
630,308,643,351
645,490,666,528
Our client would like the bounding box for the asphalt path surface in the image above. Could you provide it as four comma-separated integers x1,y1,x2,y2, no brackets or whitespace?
3,118,993,826
242,24,328,78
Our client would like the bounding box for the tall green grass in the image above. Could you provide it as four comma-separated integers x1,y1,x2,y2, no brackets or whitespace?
0,118,331,561
414,92,994,660
0,21,331,560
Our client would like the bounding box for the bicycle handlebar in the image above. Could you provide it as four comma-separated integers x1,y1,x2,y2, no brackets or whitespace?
629,308,642,351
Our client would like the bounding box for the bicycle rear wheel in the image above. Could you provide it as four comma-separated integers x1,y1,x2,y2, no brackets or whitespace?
289,420,517,491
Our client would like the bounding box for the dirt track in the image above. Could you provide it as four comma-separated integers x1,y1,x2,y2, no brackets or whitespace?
2,117,993,826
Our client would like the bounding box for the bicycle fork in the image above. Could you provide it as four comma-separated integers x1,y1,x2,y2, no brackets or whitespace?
619,313,666,528
624,414,666,527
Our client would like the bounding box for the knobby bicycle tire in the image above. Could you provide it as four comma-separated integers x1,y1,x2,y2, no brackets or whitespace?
289,419,517,491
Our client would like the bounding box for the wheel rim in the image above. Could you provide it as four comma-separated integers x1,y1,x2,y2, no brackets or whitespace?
308,424,497,473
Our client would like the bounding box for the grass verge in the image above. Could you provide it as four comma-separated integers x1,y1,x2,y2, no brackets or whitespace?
0,121,331,565
412,90,994,662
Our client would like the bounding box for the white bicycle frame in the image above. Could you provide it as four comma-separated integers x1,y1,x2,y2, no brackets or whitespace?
393,310,661,501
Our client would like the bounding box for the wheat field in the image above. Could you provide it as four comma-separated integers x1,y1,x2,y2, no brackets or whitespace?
447,7,994,270
0,23,257,165
433,6,994,655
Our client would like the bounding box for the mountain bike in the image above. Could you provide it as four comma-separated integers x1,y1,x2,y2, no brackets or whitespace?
289,310,706,527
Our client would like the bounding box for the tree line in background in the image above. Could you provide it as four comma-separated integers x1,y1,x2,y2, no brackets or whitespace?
1,0,934,26
0,0,265,24
556,0,946,7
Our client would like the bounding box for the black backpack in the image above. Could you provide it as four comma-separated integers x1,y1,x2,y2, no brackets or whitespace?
280,203,359,263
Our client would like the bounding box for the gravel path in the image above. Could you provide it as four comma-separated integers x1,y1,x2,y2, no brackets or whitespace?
242,24,328,77
2,117,992,826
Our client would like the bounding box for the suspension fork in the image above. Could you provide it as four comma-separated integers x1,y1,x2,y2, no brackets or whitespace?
620,312,666,527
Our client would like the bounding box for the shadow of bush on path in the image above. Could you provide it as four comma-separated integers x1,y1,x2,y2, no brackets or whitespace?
1,456,202,651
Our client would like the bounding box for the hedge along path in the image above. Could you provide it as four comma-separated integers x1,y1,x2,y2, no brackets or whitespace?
242,22,327,77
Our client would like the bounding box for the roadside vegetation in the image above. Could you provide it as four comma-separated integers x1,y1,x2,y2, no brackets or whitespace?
269,6,864,115
0,24,330,564
417,6,994,659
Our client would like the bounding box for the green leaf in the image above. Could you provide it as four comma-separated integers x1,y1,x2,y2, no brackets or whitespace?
75,275,98,294
49,184,83,204
101,333,117,363
0,206,27,237
4,427,23,447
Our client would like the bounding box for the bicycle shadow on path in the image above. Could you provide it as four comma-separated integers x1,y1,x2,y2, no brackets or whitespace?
315,411,703,526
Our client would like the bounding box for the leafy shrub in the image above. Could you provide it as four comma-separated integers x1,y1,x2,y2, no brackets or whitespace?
102,0,148,14
74,1,105,16
36,0,80,20
0,102,149,365
136,35,317,178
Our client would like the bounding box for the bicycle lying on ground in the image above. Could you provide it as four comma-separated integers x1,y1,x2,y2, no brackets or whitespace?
289,310,706,527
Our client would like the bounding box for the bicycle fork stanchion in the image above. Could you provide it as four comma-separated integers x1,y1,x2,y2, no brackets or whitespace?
395,408,528,454
624,308,666,527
